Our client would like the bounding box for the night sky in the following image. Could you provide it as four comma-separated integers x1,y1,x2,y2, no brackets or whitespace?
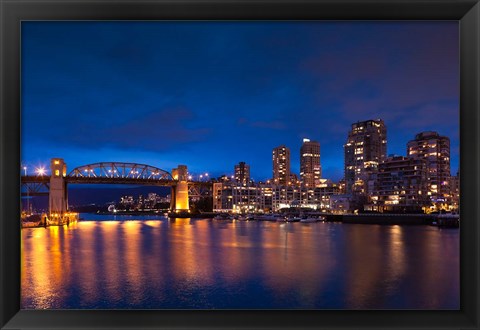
21,21,459,182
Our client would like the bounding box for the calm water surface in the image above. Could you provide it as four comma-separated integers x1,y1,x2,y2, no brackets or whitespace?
21,214,459,309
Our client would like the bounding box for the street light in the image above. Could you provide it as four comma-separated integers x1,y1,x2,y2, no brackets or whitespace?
35,167,46,176
23,166,27,176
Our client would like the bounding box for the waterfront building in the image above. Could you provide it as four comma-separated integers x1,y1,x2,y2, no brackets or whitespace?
272,180,340,211
344,119,387,195
273,145,290,185
300,138,322,187
407,131,451,205
213,182,262,213
449,171,460,211
368,155,429,213
272,185,306,210
329,194,351,214
259,185,274,212
213,182,224,211
213,180,341,213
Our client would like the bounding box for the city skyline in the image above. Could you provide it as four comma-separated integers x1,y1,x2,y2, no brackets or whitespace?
21,124,458,183
21,21,459,181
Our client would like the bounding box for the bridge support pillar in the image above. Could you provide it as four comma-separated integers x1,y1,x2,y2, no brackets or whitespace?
171,165,189,212
49,158,68,219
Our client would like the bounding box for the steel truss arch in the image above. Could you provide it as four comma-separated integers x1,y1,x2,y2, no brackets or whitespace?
68,162,173,181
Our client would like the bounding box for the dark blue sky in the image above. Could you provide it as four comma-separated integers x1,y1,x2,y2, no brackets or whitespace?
21,21,459,181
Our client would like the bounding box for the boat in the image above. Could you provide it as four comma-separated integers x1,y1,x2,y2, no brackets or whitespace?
286,215,301,222
240,214,254,221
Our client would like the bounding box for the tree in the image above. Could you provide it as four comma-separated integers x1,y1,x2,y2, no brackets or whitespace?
191,197,213,213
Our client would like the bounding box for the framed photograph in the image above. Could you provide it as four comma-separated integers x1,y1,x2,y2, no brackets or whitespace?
1,0,479,329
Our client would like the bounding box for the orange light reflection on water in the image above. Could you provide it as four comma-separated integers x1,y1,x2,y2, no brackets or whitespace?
21,220,459,310
22,225,73,309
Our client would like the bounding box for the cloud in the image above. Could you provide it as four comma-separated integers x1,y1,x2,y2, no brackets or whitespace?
26,106,211,153
298,22,459,127
396,101,459,131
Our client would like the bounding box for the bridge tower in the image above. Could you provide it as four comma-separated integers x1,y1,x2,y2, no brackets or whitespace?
171,165,189,212
49,158,68,216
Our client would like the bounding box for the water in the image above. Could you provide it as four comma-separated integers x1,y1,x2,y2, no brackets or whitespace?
21,214,459,309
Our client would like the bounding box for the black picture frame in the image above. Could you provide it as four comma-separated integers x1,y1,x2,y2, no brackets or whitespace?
1,0,479,329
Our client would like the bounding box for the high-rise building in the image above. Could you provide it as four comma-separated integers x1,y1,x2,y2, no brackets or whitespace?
344,119,387,194
300,138,321,187
234,161,250,185
449,171,460,211
371,155,429,212
272,145,290,185
407,131,451,203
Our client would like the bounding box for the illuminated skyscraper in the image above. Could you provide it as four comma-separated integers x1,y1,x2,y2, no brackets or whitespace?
372,155,429,212
449,171,459,211
344,119,387,194
272,145,290,185
407,131,451,203
234,161,250,185
300,138,321,187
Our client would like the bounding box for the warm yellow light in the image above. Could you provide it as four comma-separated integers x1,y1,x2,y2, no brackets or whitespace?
54,160,60,165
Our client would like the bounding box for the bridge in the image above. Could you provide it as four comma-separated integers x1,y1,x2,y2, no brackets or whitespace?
21,158,211,219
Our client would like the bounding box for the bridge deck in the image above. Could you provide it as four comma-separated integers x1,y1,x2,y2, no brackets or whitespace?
21,175,211,187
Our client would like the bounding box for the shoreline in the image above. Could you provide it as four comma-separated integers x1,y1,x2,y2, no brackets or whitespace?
87,212,460,227
22,212,459,228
